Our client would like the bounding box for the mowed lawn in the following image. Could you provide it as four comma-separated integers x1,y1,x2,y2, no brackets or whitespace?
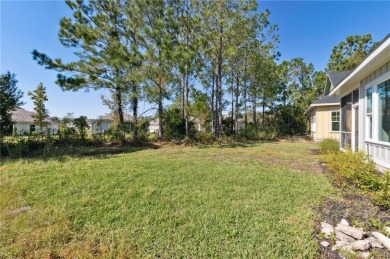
0,141,334,258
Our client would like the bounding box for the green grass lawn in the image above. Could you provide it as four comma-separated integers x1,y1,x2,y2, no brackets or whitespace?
0,141,334,258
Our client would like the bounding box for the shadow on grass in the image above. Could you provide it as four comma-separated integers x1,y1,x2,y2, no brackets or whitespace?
5,142,160,163
195,140,278,149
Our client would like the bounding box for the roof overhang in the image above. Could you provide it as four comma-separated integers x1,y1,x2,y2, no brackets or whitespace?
304,103,340,116
329,36,390,96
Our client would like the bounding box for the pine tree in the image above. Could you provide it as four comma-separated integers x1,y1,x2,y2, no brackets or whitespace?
327,34,376,71
32,0,143,127
140,0,178,139
28,83,49,134
0,72,24,135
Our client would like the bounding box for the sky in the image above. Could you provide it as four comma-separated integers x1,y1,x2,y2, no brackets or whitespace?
1,0,390,119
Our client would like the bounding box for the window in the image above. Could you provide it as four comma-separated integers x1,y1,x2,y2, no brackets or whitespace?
311,113,316,132
378,79,390,142
366,87,373,139
331,111,340,131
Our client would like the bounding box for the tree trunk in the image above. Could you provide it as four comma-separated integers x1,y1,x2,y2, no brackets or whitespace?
243,48,248,130
235,72,240,134
262,95,265,130
116,86,124,125
158,86,164,139
184,8,190,138
231,74,234,134
217,25,223,138
184,65,189,138
211,71,216,134
253,94,257,131
132,83,138,141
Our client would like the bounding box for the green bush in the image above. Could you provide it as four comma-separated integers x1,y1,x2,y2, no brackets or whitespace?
373,171,390,208
322,149,389,208
319,138,340,154
105,128,126,142
193,132,216,145
236,124,278,141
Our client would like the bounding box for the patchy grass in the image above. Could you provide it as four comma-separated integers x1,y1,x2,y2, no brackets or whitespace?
0,141,334,258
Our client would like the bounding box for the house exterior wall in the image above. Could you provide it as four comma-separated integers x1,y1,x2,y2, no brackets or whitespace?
310,106,340,141
13,122,59,135
149,125,159,133
337,60,390,169
13,123,30,134
359,62,390,170
90,120,112,133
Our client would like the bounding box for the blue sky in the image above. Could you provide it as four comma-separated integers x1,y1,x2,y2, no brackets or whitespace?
1,0,390,119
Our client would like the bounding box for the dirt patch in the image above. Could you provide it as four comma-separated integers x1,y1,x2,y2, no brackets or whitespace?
309,149,320,155
315,168,390,258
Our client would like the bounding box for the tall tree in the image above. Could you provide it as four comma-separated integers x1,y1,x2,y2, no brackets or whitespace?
171,0,200,137
32,0,142,127
0,72,24,135
28,82,49,134
199,0,261,137
327,34,376,71
278,58,315,109
73,115,90,139
140,0,178,139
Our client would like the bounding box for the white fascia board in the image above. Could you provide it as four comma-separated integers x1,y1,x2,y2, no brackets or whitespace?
304,103,340,116
329,37,390,96
310,103,340,107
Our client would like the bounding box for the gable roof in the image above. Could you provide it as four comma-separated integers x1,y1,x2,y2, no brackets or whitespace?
328,70,353,87
324,70,353,95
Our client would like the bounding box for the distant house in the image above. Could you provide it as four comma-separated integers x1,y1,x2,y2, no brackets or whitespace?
305,70,354,141
89,112,133,133
304,96,341,141
11,107,59,135
148,119,159,133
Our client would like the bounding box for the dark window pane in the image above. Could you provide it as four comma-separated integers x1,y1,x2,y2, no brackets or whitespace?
341,94,352,132
353,89,359,104
332,122,340,131
378,79,390,142
367,87,372,113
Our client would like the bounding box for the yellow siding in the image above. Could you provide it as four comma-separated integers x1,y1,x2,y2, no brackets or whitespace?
312,105,340,141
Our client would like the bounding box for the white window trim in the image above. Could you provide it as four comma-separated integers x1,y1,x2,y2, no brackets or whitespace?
365,85,373,141
364,76,390,145
311,111,316,133
329,110,340,132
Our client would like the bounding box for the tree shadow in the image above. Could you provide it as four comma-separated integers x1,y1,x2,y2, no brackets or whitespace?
195,140,278,149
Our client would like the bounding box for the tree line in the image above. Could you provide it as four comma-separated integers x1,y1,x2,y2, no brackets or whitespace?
1,0,378,142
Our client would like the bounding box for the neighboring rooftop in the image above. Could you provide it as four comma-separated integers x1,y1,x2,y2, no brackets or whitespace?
11,108,35,122
304,96,341,115
312,95,341,105
95,112,133,122
11,107,56,123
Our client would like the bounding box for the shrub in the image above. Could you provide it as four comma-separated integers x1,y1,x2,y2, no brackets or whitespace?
322,149,390,208
193,132,216,145
10,139,29,158
105,128,126,142
319,138,340,154
372,171,390,208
